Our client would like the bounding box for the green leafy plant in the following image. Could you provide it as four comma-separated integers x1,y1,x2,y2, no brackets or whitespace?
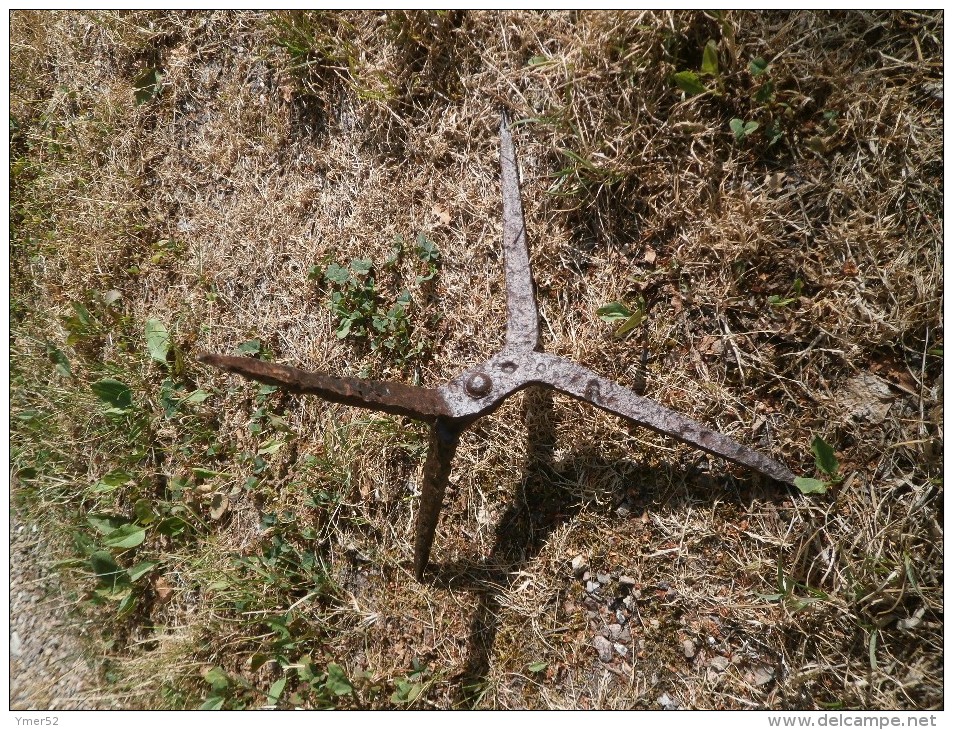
159,378,210,419
279,657,356,708
390,658,432,705
730,117,760,142
266,677,287,706
793,435,841,495
792,477,828,496
671,39,720,96
145,318,171,363
597,297,646,339
321,258,383,341
133,67,163,105
199,666,232,710
235,339,263,356
750,56,769,77
323,663,354,696
671,70,707,96
75,508,159,619
414,233,440,281
743,54,804,149
46,344,72,378
701,39,719,76
91,378,134,413
811,434,840,475
768,277,804,307
64,301,99,346
316,234,439,365
760,561,830,612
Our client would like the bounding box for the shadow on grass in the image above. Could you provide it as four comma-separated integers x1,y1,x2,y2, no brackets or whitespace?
422,385,792,708
426,386,565,707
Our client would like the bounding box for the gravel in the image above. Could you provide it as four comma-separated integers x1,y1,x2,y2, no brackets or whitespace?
10,513,118,710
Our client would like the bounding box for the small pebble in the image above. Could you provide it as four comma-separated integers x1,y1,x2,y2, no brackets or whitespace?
593,635,614,662
682,639,696,659
622,595,636,610
658,692,672,707
613,642,627,656
586,580,601,594
619,575,637,588
10,631,22,657
709,656,730,672
596,572,610,584
571,554,589,577
605,625,630,644
751,665,775,686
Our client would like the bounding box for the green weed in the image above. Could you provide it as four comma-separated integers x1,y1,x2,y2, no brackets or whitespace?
760,561,831,613
793,435,842,495
313,233,440,367
390,658,434,706
768,277,804,308
597,297,647,339
729,117,759,142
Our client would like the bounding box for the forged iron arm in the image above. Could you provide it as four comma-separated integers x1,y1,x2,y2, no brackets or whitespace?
196,353,451,422
414,418,463,580
500,114,540,352
530,354,798,485
431,349,797,484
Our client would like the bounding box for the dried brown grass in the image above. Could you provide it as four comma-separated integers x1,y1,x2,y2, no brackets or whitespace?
10,10,942,710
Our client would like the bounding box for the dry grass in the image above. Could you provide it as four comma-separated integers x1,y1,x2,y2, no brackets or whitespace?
10,10,942,710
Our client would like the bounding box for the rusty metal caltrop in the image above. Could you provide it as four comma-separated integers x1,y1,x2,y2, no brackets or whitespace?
198,114,797,580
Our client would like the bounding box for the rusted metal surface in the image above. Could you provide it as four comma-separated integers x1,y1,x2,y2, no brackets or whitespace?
414,418,463,580
199,113,797,580
432,349,797,486
499,113,540,352
196,353,451,421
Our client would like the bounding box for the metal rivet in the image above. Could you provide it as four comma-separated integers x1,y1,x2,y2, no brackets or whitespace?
465,372,492,398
